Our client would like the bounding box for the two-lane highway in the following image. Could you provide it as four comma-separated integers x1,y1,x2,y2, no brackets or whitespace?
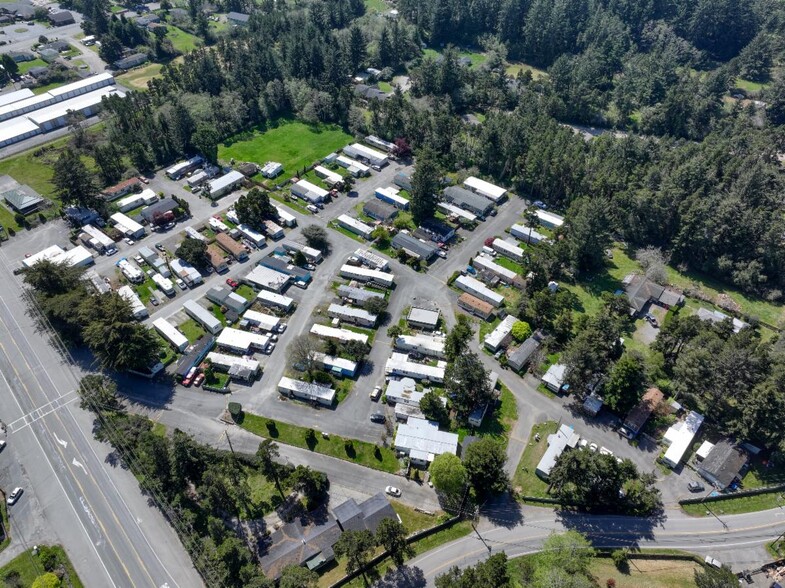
0,250,203,587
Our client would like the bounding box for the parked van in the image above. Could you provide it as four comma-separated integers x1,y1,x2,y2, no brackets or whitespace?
307,204,319,214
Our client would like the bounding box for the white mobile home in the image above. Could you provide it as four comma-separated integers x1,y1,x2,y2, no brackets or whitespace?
216,327,271,354
340,264,394,288
279,240,321,263
244,265,290,292
314,165,343,187
257,289,294,312
310,324,368,344
343,143,388,167
237,223,266,247
394,334,446,358
81,224,116,254
385,352,445,383
166,156,203,180
336,215,374,240
138,246,170,277
183,299,223,335
240,309,281,332
454,275,504,307
206,352,261,381
463,176,506,203
662,411,704,469
365,135,396,153
483,315,518,353
207,170,245,199
473,254,519,285
170,258,203,286
277,376,335,406
152,318,188,352
393,417,458,465
208,217,230,233
184,226,207,242
110,212,145,239
275,206,297,228
510,224,546,245
261,161,283,178
117,258,144,283
438,202,477,223
118,285,147,319
491,238,524,262
152,273,175,295
335,155,370,177
263,220,285,240
327,304,377,328
354,248,389,271
291,179,329,203
535,209,564,229
375,187,409,210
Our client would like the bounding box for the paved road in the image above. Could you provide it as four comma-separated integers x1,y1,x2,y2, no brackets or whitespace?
0,251,203,587
411,502,785,585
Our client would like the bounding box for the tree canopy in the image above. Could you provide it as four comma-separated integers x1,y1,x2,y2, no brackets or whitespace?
235,188,276,231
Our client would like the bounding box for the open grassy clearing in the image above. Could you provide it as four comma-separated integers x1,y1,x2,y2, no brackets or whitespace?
219,119,352,180
178,317,206,343
455,384,517,443
363,0,387,12
117,62,165,90
734,77,769,92
682,490,785,517
505,62,549,79
512,420,558,498
17,57,47,74
423,47,487,68
166,25,201,53
0,545,84,588
240,412,401,473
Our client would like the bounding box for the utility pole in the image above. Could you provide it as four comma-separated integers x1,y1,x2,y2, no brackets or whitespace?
222,429,235,455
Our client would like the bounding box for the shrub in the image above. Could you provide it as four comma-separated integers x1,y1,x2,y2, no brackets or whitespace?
227,402,242,421
606,580,616,588
611,549,628,569
305,428,316,443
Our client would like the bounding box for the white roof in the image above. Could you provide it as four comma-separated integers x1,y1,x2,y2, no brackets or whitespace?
314,352,357,374
0,116,40,144
117,192,144,209
0,92,55,121
278,376,335,403
237,223,266,244
542,363,567,389
0,88,35,108
241,309,280,331
152,318,188,351
510,224,547,243
454,275,504,306
535,209,564,227
385,352,445,382
536,424,579,477
294,179,329,199
336,155,370,172
328,303,377,324
463,176,506,201
23,245,64,267
207,352,260,372
346,143,388,162
118,285,147,318
117,258,143,281
47,72,114,98
55,245,93,267
310,323,368,344
275,206,296,223
394,418,458,460
484,315,518,350
151,273,174,291
217,327,270,352
695,307,749,333
208,170,244,193
697,440,715,460
314,165,342,183
340,264,394,286
27,87,124,126
375,187,409,207
395,334,446,356
110,212,144,235
337,214,373,235
354,248,389,270
663,411,704,467
208,217,230,232
187,170,208,185
492,238,523,256
245,265,290,291
183,299,222,332
473,254,518,280
82,224,114,247
170,258,201,282
166,156,202,176
407,306,440,327
257,289,293,308
438,202,476,222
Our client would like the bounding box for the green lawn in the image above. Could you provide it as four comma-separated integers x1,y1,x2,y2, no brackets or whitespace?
219,119,352,181
512,420,559,498
204,371,231,389
739,457,785,489
734,77,769,92
329,221,367,243
166,25,201,53
234,284,255,301
155,335,178,365
32,81,66,95
478,315,501,342
178,318,205,343
390,501,441,534
423,47,487,68
455,384,517,444
240,413,401,473
363,0,387,12
341,324,376,346
682,491,785,517
269,192,311,216
17,57,47,74
0,545,83,588
378,81,393,92
494,256,525,275
117,62,165,91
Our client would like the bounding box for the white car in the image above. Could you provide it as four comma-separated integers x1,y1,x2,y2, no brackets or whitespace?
599,447,613,456
437,250,447,259
294,281,307,289
175,278,187,290
123,237,134,246
369,386,382,401
278,323,287,333
134,255,144,265
6,487,23,506
385,486,401,497
578,438,588,450
589,442,598,452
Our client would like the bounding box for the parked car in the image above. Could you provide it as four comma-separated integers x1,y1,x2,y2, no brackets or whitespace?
385,486,401,497
182,367,198,386
226,278,239,289
123,237,134,246
304,263,316,271
589,442,598,452
369,386,381,401
599,447,613,456
6,487,23,506
578,438,588,450
306,204,319,213
150,295,159,306
688,481,705,492
437,250,447,259
0,440,6,451
278,323,287,333
175,278,187,290
138,176,149,184
370,413,386,423
155,242,165,251
704,556,722,569
294,281,307,289
193,373,205,387
134,255,144,265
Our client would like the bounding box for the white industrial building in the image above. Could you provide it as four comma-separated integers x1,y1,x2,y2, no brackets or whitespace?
535,209,564,229
310,324,368,344
314,165,343,187
353,248,389,271
256,289,294,312
0,89,35,109
183,299,223,335
385,352,445,383
152,273,175,295
463,176,506,203
275,206,297,228
118,285,148,319
291,179,329,204
327,303,377,327
335,155,370,177
484,315,518,353
394,334,446,358
394,417,458,465
343,143,388,167
240,309,281,332
277,376,335,406
110,212,145,239
491,238,524,262
216,327,271,354
170,258,203,286
510,224,546,245
207,170,245,199
662,411,704,469
337,215,373,240
437,202,477,223
473,254,519,285
454,275,504,307
340,264,394,288
117,258,144,283
237,223,266,247
244,265,290,292
152,318,188,352
0,118,41,149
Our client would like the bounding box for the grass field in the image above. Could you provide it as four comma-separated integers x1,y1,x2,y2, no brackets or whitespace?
682,491,785,516
512,420,558,498
240,412,401,473
166,25,201,53
363,0,387,12
0,545,83,588
219,119,352,180
17,58,47,74
178,317,205,343
734,77,769,92
423,47,487,68
117,62,165,90
455,384,517,443
329,221,367,243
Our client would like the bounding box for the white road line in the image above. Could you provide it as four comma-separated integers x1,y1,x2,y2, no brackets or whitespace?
8,396,79,433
